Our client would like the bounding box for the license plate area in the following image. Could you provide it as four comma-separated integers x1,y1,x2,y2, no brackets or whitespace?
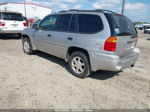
11,24,18,27
127,41,135,49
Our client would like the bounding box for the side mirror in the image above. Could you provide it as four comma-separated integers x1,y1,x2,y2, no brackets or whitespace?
32,23,39,29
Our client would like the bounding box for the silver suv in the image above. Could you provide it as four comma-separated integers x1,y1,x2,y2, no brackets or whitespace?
22,9,139,78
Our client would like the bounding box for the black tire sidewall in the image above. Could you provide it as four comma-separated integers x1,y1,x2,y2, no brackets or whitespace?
68,51,91,78
22,38,33,55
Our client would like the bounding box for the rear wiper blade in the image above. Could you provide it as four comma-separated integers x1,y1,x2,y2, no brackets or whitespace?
118,32,132,36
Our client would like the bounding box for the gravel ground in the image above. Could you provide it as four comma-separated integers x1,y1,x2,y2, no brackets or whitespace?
0,30,150,109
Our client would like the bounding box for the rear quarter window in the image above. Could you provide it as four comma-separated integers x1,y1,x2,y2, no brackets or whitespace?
78,14,103,34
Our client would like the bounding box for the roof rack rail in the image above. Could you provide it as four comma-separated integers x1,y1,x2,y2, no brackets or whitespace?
69,9,79,11
95,9,116,13
59,10,67,13
59,9,79,13
59,9,117,14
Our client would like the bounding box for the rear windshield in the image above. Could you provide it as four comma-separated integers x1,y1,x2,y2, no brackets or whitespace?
2,13,23,21
105,13,137,36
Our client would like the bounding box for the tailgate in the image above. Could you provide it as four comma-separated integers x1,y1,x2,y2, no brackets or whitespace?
4,20,24,30
105,13,137,57
116,35,137,57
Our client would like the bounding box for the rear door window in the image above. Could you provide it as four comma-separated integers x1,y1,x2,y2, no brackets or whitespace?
78,14,103,34
57,14,72,32
105,13,137,36
2,13,23,21
69,14,76,33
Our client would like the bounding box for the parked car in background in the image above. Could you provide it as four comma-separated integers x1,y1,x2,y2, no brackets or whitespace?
22,9,139,78
144,25,150,34
0,11,27,37
28,17,41,27
144,28,150,34
29,19,41,28
28,18,35,24
135,24,143,30
23,16,29,27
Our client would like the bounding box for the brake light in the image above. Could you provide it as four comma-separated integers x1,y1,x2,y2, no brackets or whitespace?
0,21,5,26
104,36,117,51
23,22,27,27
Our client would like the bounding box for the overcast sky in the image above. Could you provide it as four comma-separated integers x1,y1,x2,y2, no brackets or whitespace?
0,0,150,22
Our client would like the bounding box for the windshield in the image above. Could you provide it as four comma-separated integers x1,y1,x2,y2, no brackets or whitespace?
2,13,23,21
105,13,137,36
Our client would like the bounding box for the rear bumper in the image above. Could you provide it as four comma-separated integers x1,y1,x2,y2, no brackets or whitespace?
0,28,23,34
89,48,140,72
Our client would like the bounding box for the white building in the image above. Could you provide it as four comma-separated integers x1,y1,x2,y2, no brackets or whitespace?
0,2,52,19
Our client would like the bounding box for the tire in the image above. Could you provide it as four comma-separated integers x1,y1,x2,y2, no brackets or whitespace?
68,51,91,78
22,38,33,55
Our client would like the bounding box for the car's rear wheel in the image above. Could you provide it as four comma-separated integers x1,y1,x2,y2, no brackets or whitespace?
68,51,91,78
22,38,33,55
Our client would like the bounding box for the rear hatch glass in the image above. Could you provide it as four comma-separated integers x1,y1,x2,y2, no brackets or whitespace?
2,13,23,21
105,13,137,36
105,13,137,57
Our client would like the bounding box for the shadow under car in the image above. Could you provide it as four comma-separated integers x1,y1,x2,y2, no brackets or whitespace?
34,51,120,80
0,34,20,40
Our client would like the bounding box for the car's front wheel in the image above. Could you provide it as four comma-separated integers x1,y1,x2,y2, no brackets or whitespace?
22,38,33,55
68,51,91,78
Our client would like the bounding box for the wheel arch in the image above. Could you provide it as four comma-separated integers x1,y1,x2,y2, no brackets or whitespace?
22,34,36,50
22,34,30,40
66,46,90,63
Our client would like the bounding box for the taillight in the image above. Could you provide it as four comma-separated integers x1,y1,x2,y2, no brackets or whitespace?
0,21,5,26
104,36,117,51
23,22,27,27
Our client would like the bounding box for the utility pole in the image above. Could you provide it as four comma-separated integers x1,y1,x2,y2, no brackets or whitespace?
24,0,27,17
121,0,125,15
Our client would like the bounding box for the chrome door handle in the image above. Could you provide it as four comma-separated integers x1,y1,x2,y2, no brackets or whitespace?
67,37,73,41
47,34,51,37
